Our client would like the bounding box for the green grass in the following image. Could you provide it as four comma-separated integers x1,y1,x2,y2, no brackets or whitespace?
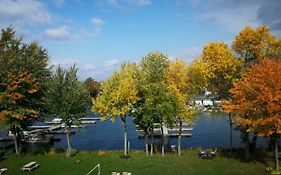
0,149,268,175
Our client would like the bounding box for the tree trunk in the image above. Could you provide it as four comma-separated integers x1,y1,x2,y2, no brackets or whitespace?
274,138,279,170
13,133,20,155
271,134,279,170
178,122,182,156
150,129,154,156
145,134,149,156
160,124,165,156
123,116,128,156
66,126,72,158
242,130,250,161
12,126,20,155
250,132,258,153
228,113,233,153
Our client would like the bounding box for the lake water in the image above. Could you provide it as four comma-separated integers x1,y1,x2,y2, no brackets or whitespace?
0,112,272,151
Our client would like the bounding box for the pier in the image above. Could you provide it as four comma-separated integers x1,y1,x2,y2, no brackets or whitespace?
136,125,193,138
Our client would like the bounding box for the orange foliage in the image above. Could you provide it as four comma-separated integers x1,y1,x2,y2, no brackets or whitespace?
222,59,281,136
0,68,40,122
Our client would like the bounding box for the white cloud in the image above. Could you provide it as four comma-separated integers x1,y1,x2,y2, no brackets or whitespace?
53,0,65,7
103,59,119,68
80,28,102,38
201,3,261,33
80,64,95,71
174,47,202,63
137,0,151,6
90,18,105,26
45,26,71,40
50,58,95,72
0,0,52,25
51,58,78,67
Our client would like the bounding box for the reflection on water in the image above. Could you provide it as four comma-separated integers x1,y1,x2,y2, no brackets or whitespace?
0,112,272,152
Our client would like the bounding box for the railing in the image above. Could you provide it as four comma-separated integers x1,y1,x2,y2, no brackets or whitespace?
86,163,101,175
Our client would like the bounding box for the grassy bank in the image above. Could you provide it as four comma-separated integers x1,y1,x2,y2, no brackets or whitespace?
0,149,268,175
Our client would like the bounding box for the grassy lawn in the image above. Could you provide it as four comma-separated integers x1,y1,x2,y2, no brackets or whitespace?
0,149,268,175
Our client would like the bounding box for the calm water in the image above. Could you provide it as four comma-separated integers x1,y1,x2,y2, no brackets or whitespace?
0,112,271,151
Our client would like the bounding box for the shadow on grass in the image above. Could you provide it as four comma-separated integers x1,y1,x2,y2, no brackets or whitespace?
219,148,273,167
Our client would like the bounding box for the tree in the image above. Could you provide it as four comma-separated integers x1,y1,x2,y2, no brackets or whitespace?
92,63,138,157
83,77,100,99
186,58,208,96
0,27,50,155
232,25,281,156
222,59,281,168
233,25,281,66
0,69,40,155
191,42,242,151
200,42,243,99
133,52,175,156
44,66,88,158
165,59,195,156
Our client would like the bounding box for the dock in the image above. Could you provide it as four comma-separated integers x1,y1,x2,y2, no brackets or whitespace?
48,130,75,134
80,117,100,121
138,133,192,138
136,124,193,138
45,117,99,125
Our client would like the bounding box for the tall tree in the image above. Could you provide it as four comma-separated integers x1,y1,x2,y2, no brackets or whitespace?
222,59,281,168
44,66,88,158
165,59,195,156
0,27,50,155
186,58,208,96
233,25,281,65
193,42,242,151
92,63,138,157
134,52,175,156
232,25,281,156
200,42,243,99
0,69,40,155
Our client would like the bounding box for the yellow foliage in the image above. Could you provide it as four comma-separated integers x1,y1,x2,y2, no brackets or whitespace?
165,59,195,123
233,25,281,62
92,63,139,121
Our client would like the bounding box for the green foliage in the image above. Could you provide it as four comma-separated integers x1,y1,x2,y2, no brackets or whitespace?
44,65,89,124
0,27,50,155
133,52,175,131
0,27,50,123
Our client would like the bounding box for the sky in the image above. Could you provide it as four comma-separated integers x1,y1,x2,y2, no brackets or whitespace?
0,0,280,80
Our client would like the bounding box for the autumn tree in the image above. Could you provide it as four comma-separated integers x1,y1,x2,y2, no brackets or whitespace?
83,77,100,99
187,58,208,96
0,69,40,155
200,42,243,99
165,59,195,156
0,27,50,155
191,42,242,151
92,63,138,157
44,66,89,158
232,25,281,155
233,25,281,66
222,59,281,168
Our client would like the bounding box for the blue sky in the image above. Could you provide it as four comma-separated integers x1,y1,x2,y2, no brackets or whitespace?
0,0,280,80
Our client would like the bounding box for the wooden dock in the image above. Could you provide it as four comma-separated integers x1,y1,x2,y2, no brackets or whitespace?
80,117,101,121
136,124,193,138
138,133,192,138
